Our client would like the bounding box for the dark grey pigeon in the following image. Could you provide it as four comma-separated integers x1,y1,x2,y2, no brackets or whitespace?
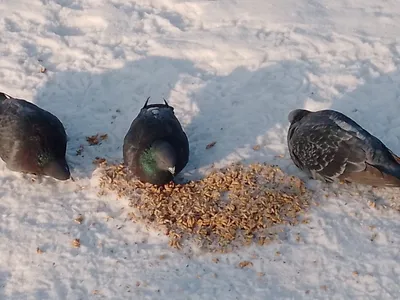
287,109,400,187
0,92,70,180
123,97,189,185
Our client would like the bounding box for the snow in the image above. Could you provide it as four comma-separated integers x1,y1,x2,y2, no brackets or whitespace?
0,0,400,299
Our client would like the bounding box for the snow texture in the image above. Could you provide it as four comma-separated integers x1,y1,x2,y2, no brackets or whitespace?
0,0,400,299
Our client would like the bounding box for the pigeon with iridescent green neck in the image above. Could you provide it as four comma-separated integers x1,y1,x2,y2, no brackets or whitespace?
123,97,189,185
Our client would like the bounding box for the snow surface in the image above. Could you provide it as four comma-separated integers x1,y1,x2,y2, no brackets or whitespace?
1,0,400,299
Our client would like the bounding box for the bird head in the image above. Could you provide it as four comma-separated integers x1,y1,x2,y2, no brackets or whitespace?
288,109,311,124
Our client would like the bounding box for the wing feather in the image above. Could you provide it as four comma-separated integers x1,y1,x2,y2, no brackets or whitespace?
289,121,368,182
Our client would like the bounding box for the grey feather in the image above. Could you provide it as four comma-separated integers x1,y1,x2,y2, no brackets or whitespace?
0,92,70,180
287,109,400,187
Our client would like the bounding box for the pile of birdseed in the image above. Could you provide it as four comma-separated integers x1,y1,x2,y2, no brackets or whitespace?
98,162,311,252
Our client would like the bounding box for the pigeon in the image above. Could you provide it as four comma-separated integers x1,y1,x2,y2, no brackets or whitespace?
123,97,189,185
0,92,70,180
287,108,400,187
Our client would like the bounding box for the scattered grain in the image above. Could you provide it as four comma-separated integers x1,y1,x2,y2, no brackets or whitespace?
76,145,84,156
86,133,108,146
98,162,311,252
72,239,80,248
93,157,107,165
206,141,217,149
238,261,253,268
74,214,84,224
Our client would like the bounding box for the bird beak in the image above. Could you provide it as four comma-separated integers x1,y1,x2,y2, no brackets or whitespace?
168,166,175,175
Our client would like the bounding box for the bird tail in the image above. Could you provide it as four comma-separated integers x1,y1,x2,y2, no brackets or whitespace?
381,166,400,187
0,92,13,101
342,163,400,187
372,152,400,186
142,97,171,108
389,149,400,164
142,96,150,108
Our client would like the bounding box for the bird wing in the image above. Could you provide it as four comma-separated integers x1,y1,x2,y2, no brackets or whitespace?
0,99,67,165
329,113,400,186
289,121,368,182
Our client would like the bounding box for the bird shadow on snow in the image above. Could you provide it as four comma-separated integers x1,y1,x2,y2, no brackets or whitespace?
28,55,400,186
33,56,323,182
183,60,326,180
0,271,10,299
33,56,207,180
326,60,400,156
0,270,48,300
